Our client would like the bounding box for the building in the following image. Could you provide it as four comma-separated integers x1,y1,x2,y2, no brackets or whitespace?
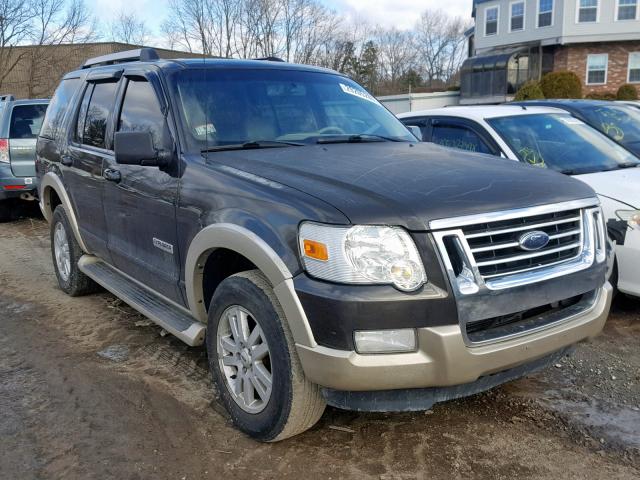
0,42,204,100
461,0,640,103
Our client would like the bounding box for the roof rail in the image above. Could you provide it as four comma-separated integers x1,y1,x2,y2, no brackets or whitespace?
82,48,160,69
0,94,15,102
254,56,285,62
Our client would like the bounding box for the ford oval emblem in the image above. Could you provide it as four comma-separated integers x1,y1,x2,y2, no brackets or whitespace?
518,230,550,251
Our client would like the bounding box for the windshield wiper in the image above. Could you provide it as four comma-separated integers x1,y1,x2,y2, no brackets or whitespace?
316,134,402,144
202,140,305,153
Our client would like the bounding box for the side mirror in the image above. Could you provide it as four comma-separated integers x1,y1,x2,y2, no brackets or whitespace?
406,125,423,141
114,131,170,167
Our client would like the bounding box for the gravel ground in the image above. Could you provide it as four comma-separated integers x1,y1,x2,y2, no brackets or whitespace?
0,215,639,479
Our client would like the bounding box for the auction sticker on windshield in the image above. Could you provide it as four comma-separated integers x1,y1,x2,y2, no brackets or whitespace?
339,83,377,104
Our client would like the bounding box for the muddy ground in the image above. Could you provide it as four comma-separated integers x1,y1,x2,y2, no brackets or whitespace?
1,216,639,480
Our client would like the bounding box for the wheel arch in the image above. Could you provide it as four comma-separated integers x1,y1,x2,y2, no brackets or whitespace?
39,172,90,253
185,223,317,348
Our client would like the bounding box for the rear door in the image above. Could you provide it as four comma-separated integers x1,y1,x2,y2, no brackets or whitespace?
102,71,182,303
64,76,120,258
8,103,48,178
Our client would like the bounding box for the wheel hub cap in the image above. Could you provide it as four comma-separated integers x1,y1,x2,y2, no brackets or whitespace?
53,222,71,282
217,305,273,414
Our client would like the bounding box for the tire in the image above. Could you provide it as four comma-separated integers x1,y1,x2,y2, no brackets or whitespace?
206,270,326,442
50,205,98,296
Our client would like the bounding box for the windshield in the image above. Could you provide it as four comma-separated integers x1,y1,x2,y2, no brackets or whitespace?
579,104,640,148
487,113,640,174
171,68,414,152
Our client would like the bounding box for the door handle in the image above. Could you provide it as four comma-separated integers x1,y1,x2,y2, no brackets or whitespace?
61,155,73,167
103,168,122,183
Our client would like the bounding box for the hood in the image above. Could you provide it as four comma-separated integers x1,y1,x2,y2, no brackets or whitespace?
575,168,640,209
207,142,597,230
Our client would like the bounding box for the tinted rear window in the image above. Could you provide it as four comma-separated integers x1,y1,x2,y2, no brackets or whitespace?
10,104,48,139
40,78,80,139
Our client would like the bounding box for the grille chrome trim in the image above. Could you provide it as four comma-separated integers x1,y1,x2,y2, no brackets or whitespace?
475,242,582,267
432,199,604,295
464,216,581,239
429,198,598,230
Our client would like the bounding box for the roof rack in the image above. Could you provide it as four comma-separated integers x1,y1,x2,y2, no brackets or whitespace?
0,94,15,102
82,48,160,69
254,56,285,62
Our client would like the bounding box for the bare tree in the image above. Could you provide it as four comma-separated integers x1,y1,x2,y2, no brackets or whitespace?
415,9,470,87
374,27,416,92
0,0,34,91
109,9,150,45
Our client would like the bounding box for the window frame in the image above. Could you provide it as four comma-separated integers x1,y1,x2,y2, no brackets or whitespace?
484,5,500,37
628,52,640,83
586,53,608,85
576,0,599,23
509,1,526,32
616,0,639,21
427,116,502,156
536,0,554,28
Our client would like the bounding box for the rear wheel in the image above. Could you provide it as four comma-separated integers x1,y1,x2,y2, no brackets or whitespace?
50,205,98,296
206,270,326,441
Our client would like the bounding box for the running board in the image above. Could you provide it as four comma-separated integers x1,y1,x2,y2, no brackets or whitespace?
78,256,206,346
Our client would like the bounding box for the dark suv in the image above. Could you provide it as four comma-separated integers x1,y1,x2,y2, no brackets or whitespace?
37,49,611,441
0,95,49,221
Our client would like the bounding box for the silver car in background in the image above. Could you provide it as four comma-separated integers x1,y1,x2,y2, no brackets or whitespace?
0,95,49,221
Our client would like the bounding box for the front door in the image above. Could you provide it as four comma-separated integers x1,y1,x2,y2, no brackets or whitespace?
102,75,183,304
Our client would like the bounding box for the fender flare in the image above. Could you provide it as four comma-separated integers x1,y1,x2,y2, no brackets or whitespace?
39,172,90,253
185,223,317,348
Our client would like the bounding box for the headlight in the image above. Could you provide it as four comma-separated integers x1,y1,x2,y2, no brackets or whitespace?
616,210,640,230
299,222,426,291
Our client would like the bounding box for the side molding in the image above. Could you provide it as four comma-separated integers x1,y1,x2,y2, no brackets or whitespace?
185,224,317,348
39,172,90,253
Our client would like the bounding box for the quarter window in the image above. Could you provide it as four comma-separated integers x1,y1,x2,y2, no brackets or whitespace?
118,79,166,149
431,124,493,154
510,2,525,31
586,54,608,85
578,0,598,22
629,53,640,83
618,0,638,20
80,82,118,149
485,7,499,35
538,0,553,27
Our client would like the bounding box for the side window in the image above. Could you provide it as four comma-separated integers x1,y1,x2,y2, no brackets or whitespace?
10,104,48,139
40,78,80,139
431,123,493,154
400,117,428,141
82,82,118,149
118,79,165,148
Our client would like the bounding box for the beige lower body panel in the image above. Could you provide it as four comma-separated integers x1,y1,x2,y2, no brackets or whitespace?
296,283,612,392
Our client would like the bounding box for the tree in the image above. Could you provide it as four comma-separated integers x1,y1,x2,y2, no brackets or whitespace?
0,0,34,91
109,10,149,45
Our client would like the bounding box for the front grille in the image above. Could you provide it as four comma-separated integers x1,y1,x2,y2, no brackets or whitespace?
462,208,583,279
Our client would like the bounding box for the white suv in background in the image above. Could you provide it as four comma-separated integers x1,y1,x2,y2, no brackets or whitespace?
399,106,640,299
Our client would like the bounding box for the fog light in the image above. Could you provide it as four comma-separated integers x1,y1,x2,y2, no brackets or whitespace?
354,329,416,354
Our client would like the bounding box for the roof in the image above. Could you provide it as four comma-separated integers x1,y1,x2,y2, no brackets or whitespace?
511,99,625,111
9,99,49,105
397,105,570,121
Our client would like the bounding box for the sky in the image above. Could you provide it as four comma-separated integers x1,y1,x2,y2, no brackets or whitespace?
93,0,472,45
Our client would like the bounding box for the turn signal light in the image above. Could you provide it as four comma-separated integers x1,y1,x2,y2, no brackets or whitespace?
303,239,329,261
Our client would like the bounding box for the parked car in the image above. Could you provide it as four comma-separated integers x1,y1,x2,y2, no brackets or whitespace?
37,49,611,441
0,95,49,221
398,105,640,298
511,100,640,158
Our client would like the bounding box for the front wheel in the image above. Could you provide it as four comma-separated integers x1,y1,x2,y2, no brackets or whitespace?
206,270,326,441
50,205,98,296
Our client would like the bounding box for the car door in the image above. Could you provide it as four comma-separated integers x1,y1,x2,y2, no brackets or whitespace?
101,71,183,304
426,117,500,156
64,75,120,259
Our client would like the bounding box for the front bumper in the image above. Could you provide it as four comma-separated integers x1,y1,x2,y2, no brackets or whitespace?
295,282,612,392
